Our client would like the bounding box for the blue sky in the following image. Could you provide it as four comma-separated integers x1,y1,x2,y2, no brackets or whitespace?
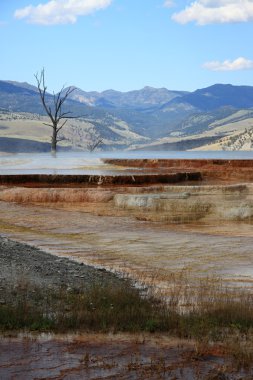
1,0,253,92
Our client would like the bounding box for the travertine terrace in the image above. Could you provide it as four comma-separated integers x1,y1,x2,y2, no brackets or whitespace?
104,158,253,182
1,158,253,379
0,158,253,292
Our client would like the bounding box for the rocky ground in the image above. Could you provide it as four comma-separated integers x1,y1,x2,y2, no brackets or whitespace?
0,236,253,379
0,236,123,306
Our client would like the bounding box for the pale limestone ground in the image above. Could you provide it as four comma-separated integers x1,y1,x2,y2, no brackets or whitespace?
0,183,253,295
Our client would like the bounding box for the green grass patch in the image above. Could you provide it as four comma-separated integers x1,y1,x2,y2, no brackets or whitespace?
0,280,171,333
2,276,253,369
1,276,253,341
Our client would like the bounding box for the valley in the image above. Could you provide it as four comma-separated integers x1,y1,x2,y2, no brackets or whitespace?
1,81,253,152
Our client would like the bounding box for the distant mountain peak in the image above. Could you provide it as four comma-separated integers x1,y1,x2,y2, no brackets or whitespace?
2,79,253,152
6,80,39,93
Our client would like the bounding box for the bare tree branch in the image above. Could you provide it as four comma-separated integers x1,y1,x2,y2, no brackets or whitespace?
56,119,68,133
43,122,54,128
87,138,104,152
35,68,77,152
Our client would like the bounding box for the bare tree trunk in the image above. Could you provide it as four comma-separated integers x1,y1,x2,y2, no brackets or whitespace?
51,127,57,152
34,69,76,153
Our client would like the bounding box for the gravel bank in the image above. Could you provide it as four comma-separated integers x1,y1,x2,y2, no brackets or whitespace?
0,236,124,305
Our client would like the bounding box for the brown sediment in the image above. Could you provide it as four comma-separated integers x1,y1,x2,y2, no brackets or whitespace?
0,236,252,379
0,333,243,380
0,157,252,294
0,187,116,203
104,158,253,168
0,171,202,187
1,159,253,379
0,160,253,296
103,158,253,182
1,183,253,225
2,159,253,187
0,197,253,294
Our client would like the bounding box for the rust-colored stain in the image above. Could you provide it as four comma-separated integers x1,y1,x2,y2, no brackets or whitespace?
104,158,253,181
0,171,201,187
0,159,253,379
0,333,239,379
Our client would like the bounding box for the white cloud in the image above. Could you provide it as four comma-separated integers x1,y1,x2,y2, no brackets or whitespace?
172,0,253,25
203,57,253,71
164,0,174,7
14,0,112,25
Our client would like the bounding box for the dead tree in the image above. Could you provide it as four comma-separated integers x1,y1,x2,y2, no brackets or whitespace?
35,68,76,152
66,124,103,152
86,127,103,152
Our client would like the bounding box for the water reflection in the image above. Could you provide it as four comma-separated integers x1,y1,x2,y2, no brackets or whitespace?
0,150,253,175
0,200,252,291
0,151,253,292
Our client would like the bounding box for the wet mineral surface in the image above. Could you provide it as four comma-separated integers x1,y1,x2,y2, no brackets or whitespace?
1,157,253,378
1,333,248,380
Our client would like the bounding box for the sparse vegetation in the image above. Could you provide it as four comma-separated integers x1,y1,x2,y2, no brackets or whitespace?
0,277,168,333
221,127,253,150
1,273,253,369
65,124,103,152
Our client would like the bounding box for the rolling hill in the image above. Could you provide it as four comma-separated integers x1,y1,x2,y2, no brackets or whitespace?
0,80,253,152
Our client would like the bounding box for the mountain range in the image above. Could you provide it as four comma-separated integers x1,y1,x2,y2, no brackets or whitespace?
1,80,253,152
